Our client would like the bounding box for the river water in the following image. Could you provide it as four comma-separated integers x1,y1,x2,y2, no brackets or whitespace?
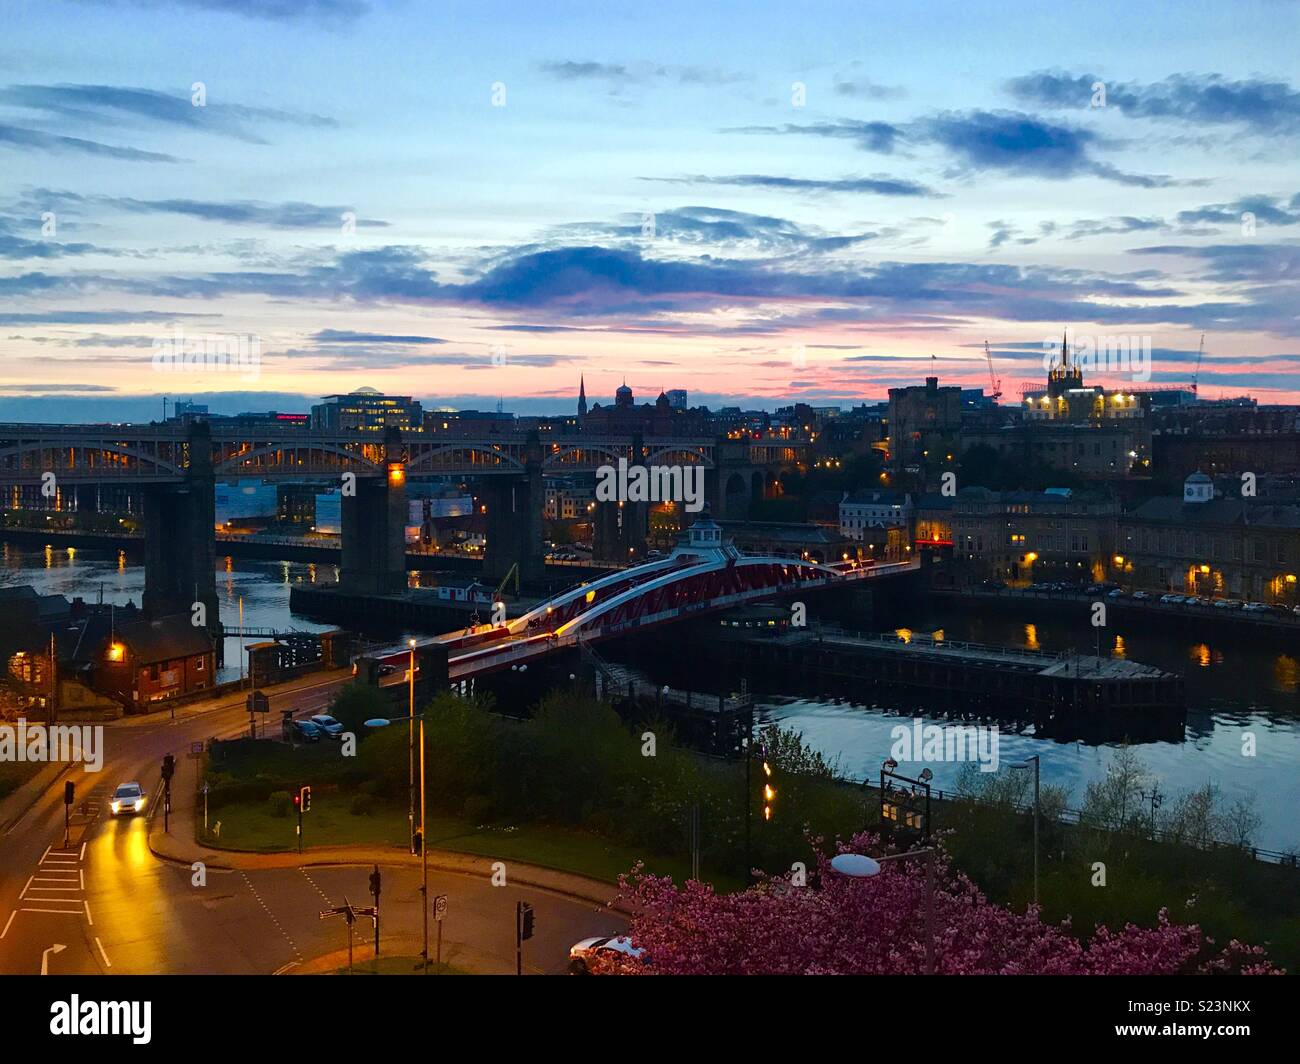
5,544,1298,853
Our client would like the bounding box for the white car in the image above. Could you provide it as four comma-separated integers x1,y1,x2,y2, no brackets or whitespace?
568,935,645,974
109,782,146,816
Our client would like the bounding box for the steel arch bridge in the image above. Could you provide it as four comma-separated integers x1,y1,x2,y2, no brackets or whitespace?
391,550,921,681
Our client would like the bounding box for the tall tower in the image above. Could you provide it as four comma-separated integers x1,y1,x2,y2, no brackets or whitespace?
578,375,588,416
1047,327,1083,398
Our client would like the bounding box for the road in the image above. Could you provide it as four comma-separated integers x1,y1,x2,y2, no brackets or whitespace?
0,678,619,975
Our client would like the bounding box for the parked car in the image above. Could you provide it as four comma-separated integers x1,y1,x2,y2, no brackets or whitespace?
568,935,646,974
292,719,323,742
109,781,146,817
1106,588,1127,599
1159,593,1185,605
1217,599,1243,610
309,714,345,740
1242,602,1270,613
1131,591,1152,601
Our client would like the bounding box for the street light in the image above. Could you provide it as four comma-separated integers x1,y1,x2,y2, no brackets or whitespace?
1009,755,1041,907
365,711,430,973
830,847,936,974
407,638,416,854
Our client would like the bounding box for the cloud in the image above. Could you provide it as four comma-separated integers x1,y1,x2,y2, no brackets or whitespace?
724,118,904,153
1127,242,1300,282
27,190,386,229
538,61,745,88
0,84,336,144
730,110,1184,186
71,0,368,24
550,206,879,254
310,329,448,344
0,123,180,161
1176,195,1300,228
922,110,1184,186
0,310,209,326
1008,71,1300,134
833,78,905,101
641,173,940,198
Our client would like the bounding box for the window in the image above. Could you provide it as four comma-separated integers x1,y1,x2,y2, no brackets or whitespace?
195,656,205,672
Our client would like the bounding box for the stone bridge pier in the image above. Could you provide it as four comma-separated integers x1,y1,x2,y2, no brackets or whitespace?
707,436,766,521
142,420,223,658
482,429,546,588
340,426,408,595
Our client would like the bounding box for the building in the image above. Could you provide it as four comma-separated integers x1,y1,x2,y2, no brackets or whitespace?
887,377,963,471
914,487,1117,583
839,490,912,541
92,616,216,710
666,389,688,411
311,389,423,432
961,335,1152,478
544,476,595,521
1115,473,1300,603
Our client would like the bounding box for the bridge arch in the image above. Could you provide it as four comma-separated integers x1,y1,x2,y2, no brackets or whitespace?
0,440,185,481
407,443,524,474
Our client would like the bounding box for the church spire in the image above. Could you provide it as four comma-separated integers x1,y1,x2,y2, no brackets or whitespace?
578,375,587,416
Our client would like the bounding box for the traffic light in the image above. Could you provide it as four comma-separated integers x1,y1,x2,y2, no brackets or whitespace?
298,785,311,813
368,865,381,899
161,754,175,782
63,781,75,806
519,901,535,941
762,759,776,821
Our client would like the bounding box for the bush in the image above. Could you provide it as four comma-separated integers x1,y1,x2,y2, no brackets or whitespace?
267,791,292,818
350,794,375,817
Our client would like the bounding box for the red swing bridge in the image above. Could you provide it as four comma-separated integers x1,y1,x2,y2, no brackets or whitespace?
367,517,920,683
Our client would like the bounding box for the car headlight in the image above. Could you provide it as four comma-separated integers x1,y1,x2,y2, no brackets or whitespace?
134,798,145,811
110,801,121,813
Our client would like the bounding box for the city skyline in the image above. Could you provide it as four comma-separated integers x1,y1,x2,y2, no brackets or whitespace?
3,0,1299,421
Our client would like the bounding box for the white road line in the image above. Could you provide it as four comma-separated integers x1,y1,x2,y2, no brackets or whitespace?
272,960,300,975
33,873,78,880
20,907,83,915
80,869,84,890
0,911,16,939
24,887,82,893
20,875,33,895
39,845,50,862
94,937,111,968
84,901,92,926
79,841,86,860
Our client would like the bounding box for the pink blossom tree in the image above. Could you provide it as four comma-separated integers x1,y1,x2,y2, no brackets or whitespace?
595,832,1278,976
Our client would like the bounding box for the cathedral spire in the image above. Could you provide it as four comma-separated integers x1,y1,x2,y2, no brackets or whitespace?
578,375,587,416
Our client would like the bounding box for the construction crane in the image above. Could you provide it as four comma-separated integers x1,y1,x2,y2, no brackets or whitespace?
983,340,1003,401
1191,333,1205,397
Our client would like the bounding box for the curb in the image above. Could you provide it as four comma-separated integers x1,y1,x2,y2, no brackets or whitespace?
146,823,630,914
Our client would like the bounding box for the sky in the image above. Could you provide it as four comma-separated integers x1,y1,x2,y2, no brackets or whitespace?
1,0,1299,421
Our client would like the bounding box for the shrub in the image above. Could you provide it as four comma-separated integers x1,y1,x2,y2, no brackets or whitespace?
350,794,375,817
267,791,292,818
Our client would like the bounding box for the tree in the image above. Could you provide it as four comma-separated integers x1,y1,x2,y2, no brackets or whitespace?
594,831,1279,976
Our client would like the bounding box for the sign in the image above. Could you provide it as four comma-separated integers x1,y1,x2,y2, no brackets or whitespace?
434,895,448,922
246,691,270,713
188,741,204,760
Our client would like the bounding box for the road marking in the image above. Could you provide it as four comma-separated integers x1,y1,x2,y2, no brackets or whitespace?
20,875,33,895
80,868,84,890
94,937,111,968
33,873,78,880
238,872,303,963
39,845,50,862
24,886,81,892
79,842,86,861
0,911,16,939
84,901,93,926
272,960,300,975
20,907,83,915
297,867,332,903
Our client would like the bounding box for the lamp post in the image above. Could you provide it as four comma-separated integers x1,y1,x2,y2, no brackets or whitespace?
407,638,416,855
365,710,430,973
830,847,936,974
1010,755,1040,907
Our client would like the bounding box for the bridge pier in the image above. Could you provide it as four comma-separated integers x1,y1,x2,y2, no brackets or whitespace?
707,437,763,521
482,429,545,588
593,499,648,563
142,421,222,658
340,429,408,594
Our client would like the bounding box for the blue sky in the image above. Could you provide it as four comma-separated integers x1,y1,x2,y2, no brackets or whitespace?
2,0,1298,419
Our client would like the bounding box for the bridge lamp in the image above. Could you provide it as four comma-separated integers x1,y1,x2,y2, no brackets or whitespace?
387,462,405,486
106,642,125,663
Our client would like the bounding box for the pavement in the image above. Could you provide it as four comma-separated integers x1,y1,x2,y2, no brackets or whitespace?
0,670,626,976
